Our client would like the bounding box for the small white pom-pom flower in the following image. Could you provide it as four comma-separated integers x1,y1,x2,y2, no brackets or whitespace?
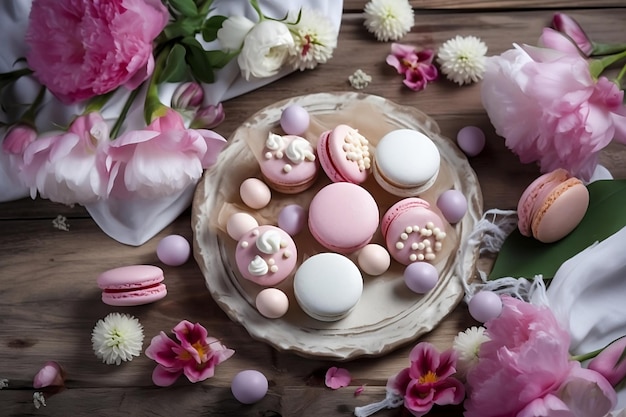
453,326,490,373
363,0,414,42
91,313,144,365
437,35,488,85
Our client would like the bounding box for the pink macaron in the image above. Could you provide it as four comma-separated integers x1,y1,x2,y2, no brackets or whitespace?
308,182,379,254
97,265,167,306
517,168,589,243
235,225,298,286
381,198,447,265
259,132,318,194
317,124,371,184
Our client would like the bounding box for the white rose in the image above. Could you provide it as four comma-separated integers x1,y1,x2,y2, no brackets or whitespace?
217,15,255,52
237,20,295,80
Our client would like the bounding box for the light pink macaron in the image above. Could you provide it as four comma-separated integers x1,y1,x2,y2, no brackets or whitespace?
259,132,318,194
317,124,371,184
308,182,379,253
97,265,167,306
235,225,298,286
381,198,447,265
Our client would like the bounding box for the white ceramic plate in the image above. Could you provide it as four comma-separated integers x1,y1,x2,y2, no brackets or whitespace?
192,92,483,361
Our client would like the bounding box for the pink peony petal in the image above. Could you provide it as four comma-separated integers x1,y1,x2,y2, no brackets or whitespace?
33,361,64,389
152,365,183,387
354,385,365,396
325,367,351,390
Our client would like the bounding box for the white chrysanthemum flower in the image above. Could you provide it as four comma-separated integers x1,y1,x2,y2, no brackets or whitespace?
437,35,488,85
288,8,338,71
453,326,489,373
91,313,144,365
363,0,414,42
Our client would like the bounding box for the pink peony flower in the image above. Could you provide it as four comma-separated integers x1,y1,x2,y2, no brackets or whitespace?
388,342,464,417
481,44,626,181
25,0,169,104
325,367,351,390
386,43,438,91
33,361,65,389
464,296,616,417
551,13,594,56
19,112,111,204
588,337,626,387
145,320,234,387
105,108,227,198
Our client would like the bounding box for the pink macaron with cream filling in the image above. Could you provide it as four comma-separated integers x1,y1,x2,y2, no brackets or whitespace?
97,265,167,306
517,168,589,243
381,198,447,265
317,124,371,183
308,182,379,253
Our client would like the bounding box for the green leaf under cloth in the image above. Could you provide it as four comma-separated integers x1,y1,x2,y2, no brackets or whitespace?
489,179,626,281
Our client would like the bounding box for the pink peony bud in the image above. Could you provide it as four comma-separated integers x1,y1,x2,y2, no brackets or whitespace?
33,361,65,389
588,337,626,386
2,124,37,154
190,103,225,129
171,82,204,110
552,13,594,56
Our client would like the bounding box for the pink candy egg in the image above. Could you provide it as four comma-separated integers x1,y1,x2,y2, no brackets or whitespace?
226,212,259,241
231,370,268,404
240,178,271,209
357,244,391,276
437,189,468,224
404,262,438,293
280,104,310,136
277,204,307,236
457,126,485,157
255,288,289,319
156,235,190,266
468,290,503,323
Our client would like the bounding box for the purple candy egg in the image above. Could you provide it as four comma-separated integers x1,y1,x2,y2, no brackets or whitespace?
280,104,310,136
457,126,485,157
404,262,438,294
437,189,468,224
156,235,190,266
468,291,503,323
278,204,307,236
231,370,268,404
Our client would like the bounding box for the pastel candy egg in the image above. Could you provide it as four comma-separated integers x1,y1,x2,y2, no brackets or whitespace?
240,178,271,209
357,244,391,276
457,126,485,157
437,189,468,224
231,370,269,404
280,104,310,136
277,204,307,236
156,235,190,266
226,212,259,240
468,290,503,323
255,288,289,319
404,262,438,293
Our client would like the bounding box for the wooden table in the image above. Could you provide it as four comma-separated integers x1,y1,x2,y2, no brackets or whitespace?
2,1,626,416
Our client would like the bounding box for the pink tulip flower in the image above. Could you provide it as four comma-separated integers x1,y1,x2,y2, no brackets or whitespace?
171,82,205,111
551,13,594,56
24,0,169,103
387,342,464,417
386,43,438,91
2,124,37,155
190,103,226,129
145,320,234,387
588,337,626,386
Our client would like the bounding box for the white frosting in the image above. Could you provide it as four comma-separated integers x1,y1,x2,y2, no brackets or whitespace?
256,230,283,254
285,137,315,164
393,222,446,263
266,132,284,151
343,128,371,171
248,255,269,276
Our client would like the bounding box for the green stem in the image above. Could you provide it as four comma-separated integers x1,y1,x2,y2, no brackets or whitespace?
589,49,626,79
84,90,115,114
0,67,33,91
593,42,626,56
249,0,263,21
571,348,604,363
109,87,141,140
21,85,47,125
143,50,169,124
616,62,626,86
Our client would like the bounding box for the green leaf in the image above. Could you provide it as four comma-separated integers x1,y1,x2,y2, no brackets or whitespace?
163,20,197,39
202,15,227,42
489,179,626,281
182,38,215,84
158,44,188,83
205,50,237,69
168,0,198,17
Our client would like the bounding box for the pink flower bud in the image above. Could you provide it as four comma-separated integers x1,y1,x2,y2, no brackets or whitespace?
2,124,37,154
552,13,594,56
33,361,65,389
588,338,626,386
171,82,204,110
190,103,225,129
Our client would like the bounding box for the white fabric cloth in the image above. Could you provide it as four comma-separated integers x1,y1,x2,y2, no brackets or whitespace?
0,0,343,245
